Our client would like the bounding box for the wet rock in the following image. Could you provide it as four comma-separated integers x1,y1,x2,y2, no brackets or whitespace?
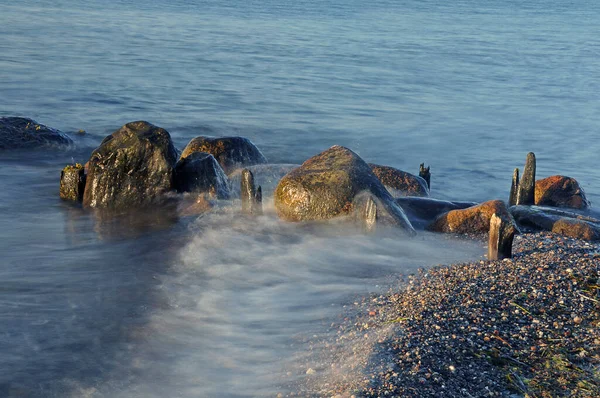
427,199,515,234
83,121,178,209
59,163,86,202
535,175,590,210
368,164,429,198
552,218,600,241
228,164,298,198
274,145,415,234
395,197,478,230
173,152,230,199
180,136,267,175
0,117,73,149
510,205,600,241
516,152,536,205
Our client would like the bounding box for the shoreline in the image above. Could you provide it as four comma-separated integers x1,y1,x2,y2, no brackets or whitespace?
298,232,600,397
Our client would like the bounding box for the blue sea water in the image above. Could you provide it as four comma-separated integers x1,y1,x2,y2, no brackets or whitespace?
0,0,599,396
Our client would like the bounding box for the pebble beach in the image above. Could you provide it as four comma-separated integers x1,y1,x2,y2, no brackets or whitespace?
299,232,600,397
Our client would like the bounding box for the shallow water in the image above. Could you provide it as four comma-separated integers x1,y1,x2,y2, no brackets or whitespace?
1,0,599,396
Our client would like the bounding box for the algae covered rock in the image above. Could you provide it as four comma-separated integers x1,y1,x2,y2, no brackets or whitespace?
427,199,515,234
173,152,230,199
368,164,429,198
180,136,267,175
535,175,590,210
83,121,178,209
0,117,73,149
274,145,415,234
60,163,86,202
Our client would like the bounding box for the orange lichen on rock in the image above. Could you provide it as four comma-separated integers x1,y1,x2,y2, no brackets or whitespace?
427,199,514,234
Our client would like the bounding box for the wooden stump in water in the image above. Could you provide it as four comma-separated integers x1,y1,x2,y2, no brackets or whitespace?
60,164,86,202
363,195,377,234
516,152,536,205
241,168,262,215
419,163,431,190
488,213,516,260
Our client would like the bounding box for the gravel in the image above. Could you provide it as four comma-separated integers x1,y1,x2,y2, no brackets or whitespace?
296,232,600,397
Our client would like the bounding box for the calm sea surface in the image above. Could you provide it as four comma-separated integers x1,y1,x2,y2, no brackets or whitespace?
1,0,599,396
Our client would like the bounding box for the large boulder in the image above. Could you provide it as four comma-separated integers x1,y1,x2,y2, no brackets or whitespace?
274,145,415,234
535,175,590,209
173,152,230,199
180,136,267,175
395,197,477,230
0,117,73,149
427,199,515,234
83,121,178,209
368,164,429,198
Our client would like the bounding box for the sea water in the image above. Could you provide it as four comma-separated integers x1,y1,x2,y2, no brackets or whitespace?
1,0,598,396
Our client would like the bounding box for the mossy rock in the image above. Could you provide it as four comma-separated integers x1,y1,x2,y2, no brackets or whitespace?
535,175,590,210
0,117,73,150
369,164,429,198
83,121,178,209
60,163,86,202
180,136,267,175
274,145,415,234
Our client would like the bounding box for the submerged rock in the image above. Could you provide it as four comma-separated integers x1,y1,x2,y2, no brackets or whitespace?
368,164,429,198
274,145,415,234
173,152,230,199
510,205,600,241
395,197,478,230
0,117,73,149
427,199,515,234
180,136,267,175
83,121,178,209
535,175,590,210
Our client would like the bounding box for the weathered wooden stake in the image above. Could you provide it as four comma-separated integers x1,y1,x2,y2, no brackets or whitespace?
509,168,520,206
60,164,86,202
488,213,515,260
419,163,431,190
241,168,262,215
516,152,535,205
253,185,263,215
363,196,377,234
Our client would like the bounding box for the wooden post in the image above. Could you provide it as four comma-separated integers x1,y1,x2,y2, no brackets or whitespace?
419,163,431,191
60,164,86,202
516,152,535,205
488,213,515,260
253,185,263,216
509,168,519,206
241,169,262,215
363,195,377,234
